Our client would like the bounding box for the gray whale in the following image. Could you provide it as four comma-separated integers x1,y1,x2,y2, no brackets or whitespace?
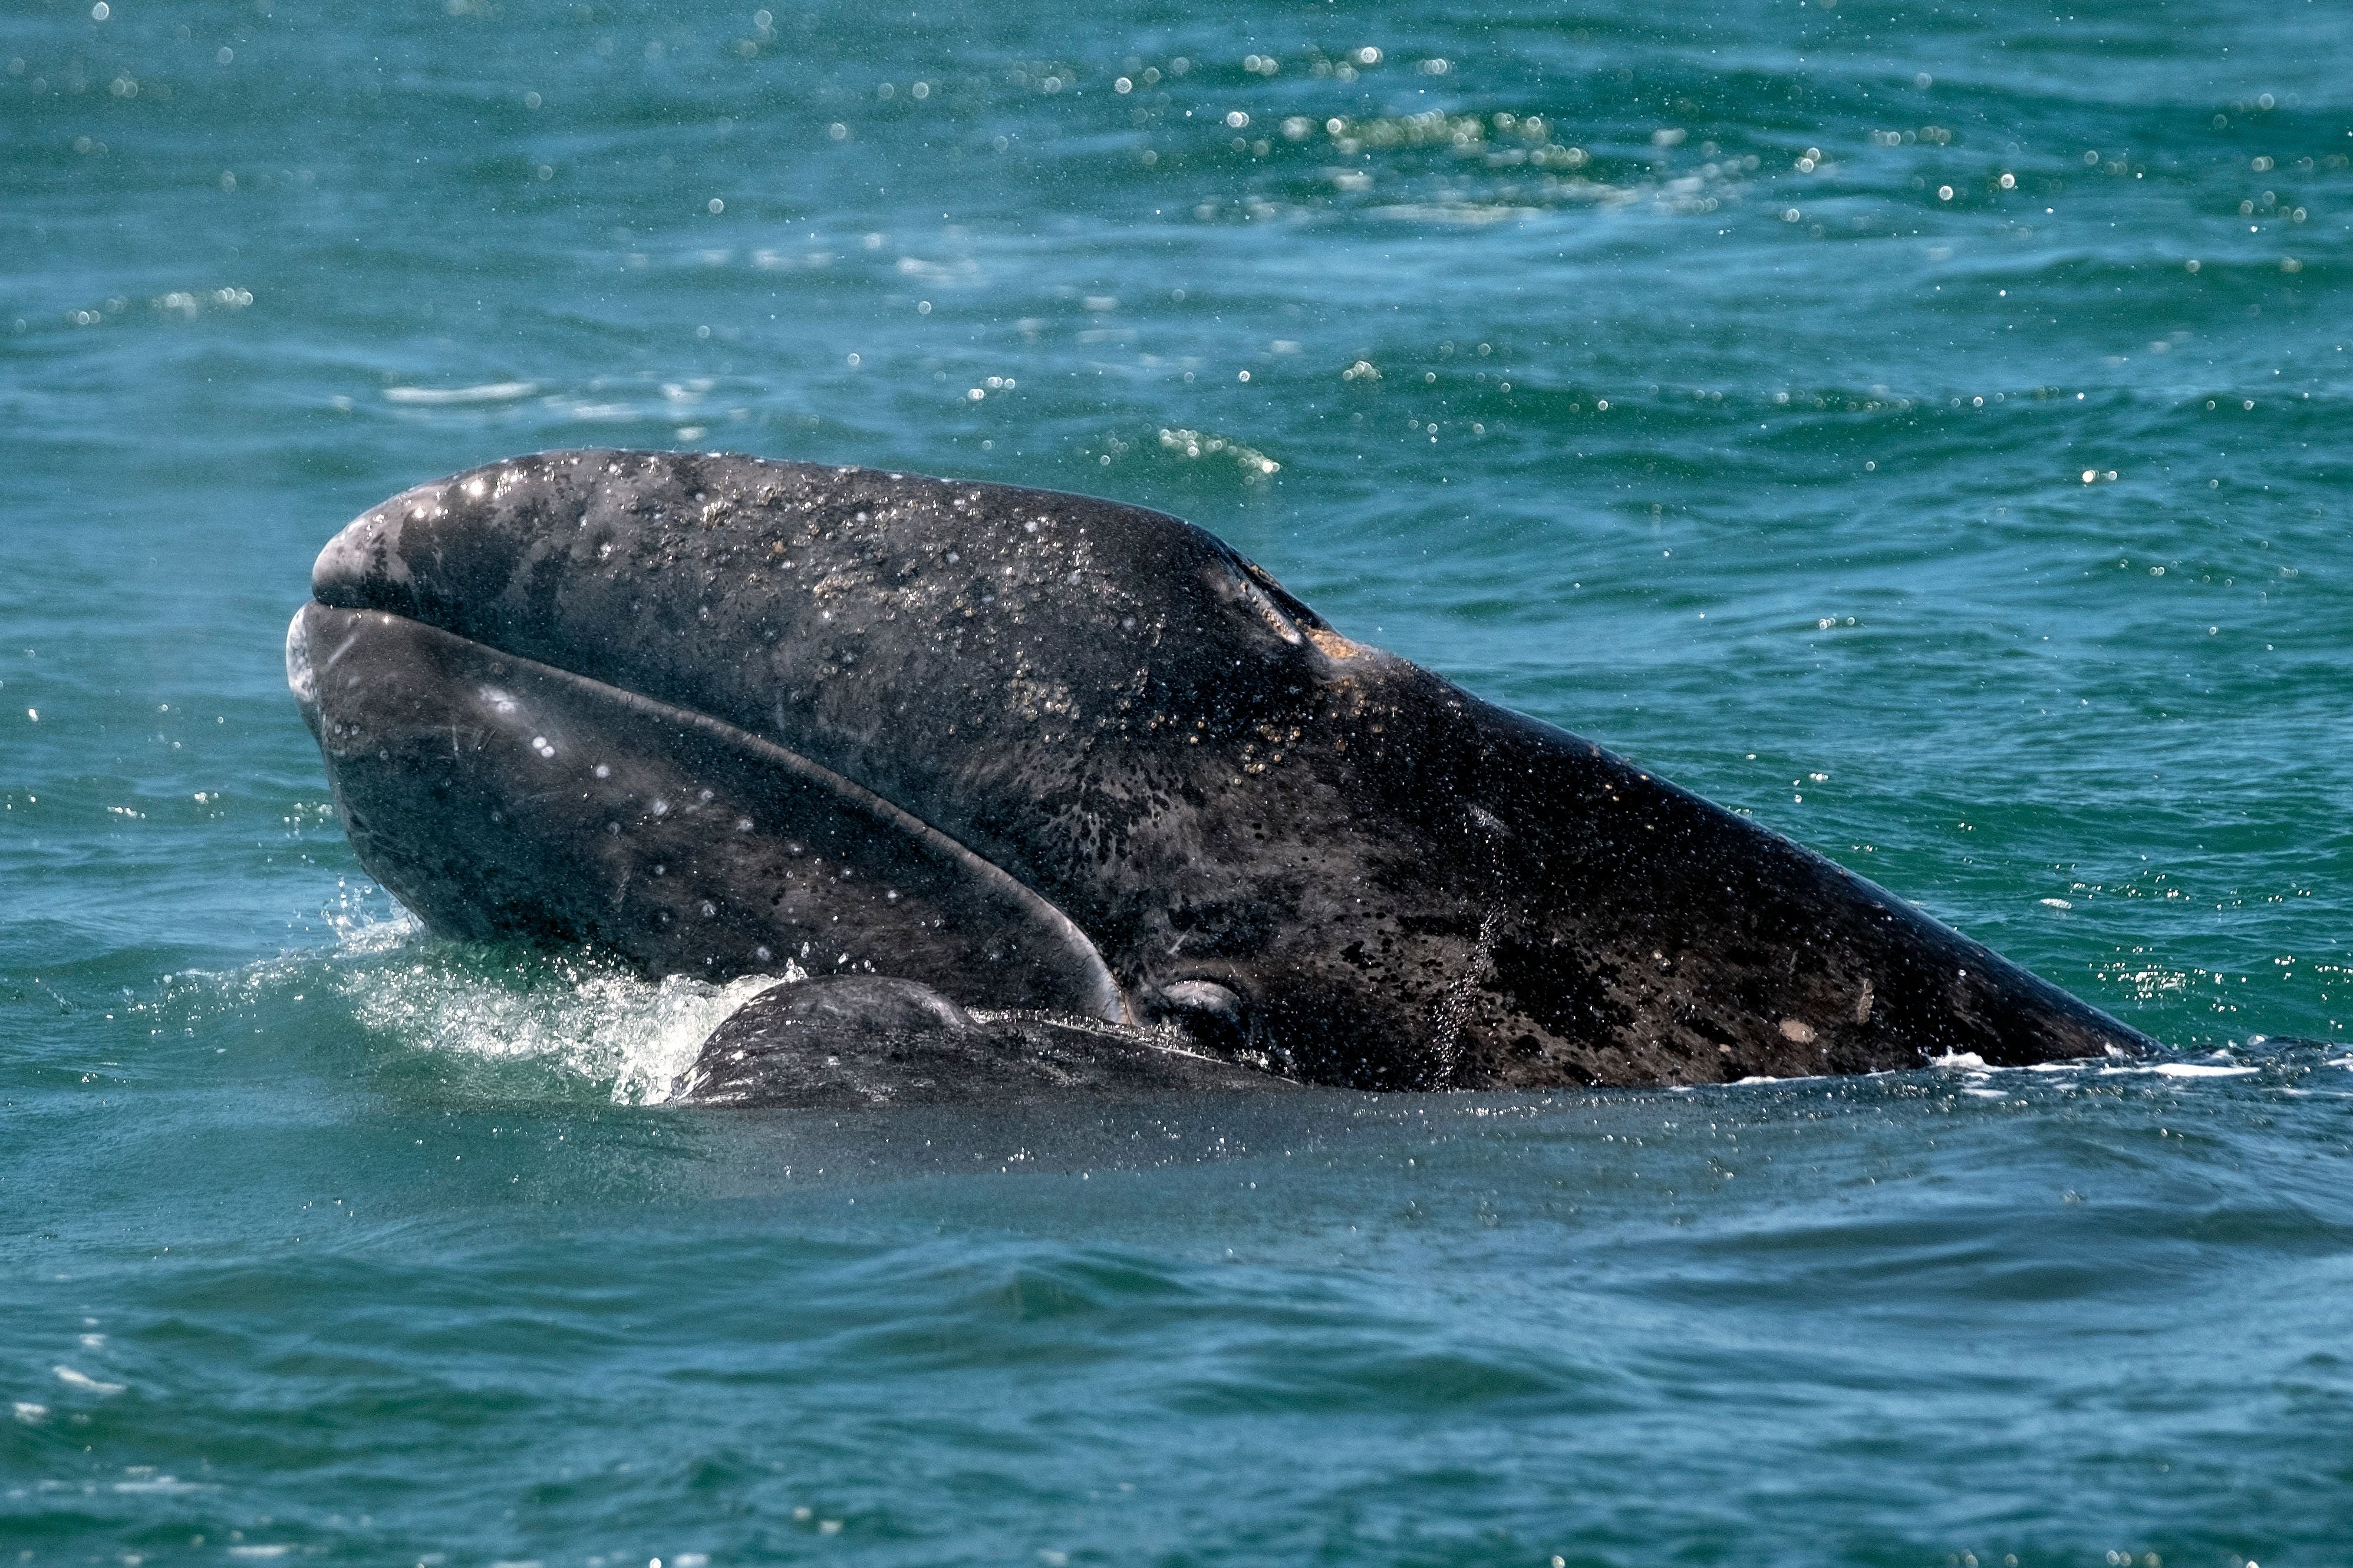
288,448,2153,1100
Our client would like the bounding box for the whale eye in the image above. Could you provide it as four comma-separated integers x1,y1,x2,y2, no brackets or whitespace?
1149,978,1253,1055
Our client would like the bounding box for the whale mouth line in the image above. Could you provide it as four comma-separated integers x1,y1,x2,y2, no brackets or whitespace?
291,600,1131,1025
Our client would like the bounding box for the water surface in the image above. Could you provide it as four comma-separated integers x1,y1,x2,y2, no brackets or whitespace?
5,0,2349,1561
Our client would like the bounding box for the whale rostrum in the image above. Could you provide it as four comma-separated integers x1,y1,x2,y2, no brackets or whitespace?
289,448,2154,1100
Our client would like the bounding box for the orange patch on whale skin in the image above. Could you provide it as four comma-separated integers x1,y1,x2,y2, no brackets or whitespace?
1306,625,1370,661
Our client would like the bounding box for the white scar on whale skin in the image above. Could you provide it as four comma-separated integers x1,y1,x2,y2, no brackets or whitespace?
283,611,318,707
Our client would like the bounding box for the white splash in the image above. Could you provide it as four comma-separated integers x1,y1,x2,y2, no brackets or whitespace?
183,889,805,1105
336,943,788,1104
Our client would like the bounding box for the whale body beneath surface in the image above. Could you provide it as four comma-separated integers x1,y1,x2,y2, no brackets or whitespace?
288,448,2153,1102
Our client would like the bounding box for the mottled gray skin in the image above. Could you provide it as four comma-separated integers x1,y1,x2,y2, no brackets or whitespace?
290,448,2154,1092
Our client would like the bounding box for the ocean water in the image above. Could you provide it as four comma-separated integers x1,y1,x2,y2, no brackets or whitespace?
5,0,2351,1560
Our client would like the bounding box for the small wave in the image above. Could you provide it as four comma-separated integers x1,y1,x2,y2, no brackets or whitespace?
1372,203,1539,225
383,381,538,405
2094,1058,2260,1078
113,1475,212,1495
54,1365,126,1394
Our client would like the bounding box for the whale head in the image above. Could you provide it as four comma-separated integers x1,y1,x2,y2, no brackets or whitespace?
292,450,2152,1089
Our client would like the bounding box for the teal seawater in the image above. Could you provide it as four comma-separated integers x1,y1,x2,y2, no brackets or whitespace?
5,0,2352,1561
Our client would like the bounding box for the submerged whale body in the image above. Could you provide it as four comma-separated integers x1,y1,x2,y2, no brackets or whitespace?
288,448,2153,1101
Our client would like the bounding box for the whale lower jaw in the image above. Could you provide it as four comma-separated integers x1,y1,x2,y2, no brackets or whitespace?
670,976,1296,1108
